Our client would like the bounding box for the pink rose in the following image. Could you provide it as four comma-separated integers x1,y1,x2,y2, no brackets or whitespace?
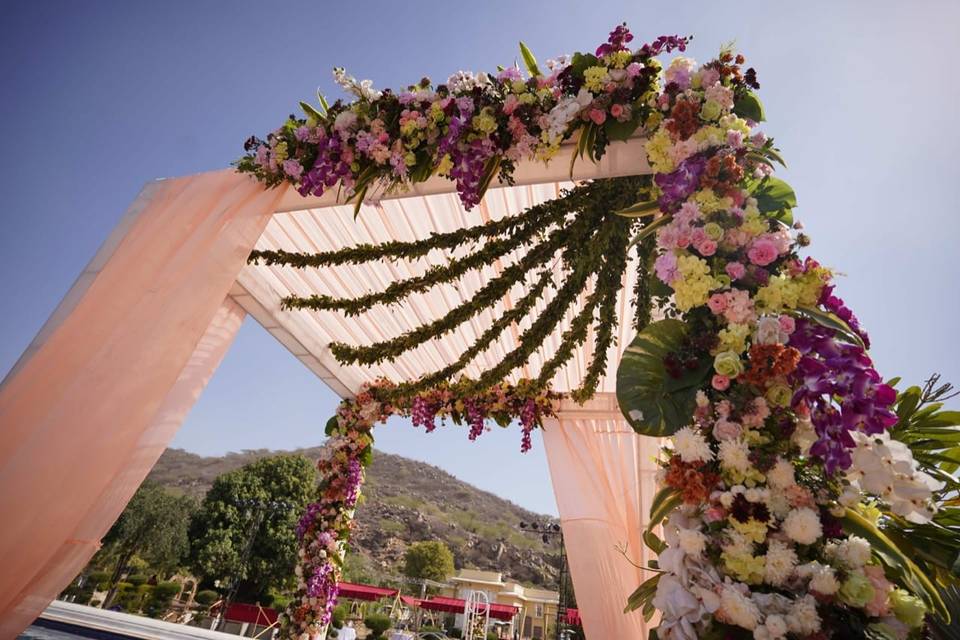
698,239,717,256
778,315,796,334
626,62,643,78
712,374,731,391
589,108,607,125
748,238,779,266
725,261,746,280
712,418,741,440
610,104,624,118
707,293,728,315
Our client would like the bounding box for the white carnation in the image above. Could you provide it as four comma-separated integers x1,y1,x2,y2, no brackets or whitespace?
718,584,760,630
806,562,839,595
825,535,872,569
719,439,752,473
755,614,788,640
786,595,821,635
678,528,707,557
673,426,714,463
782,508,822,545
766,458,795,490
764,540,798,586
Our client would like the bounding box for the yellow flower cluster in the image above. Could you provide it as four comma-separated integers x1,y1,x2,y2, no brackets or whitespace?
583,66,611,93
472,109,498,135
645,129,675,173
717,323,751,354
755,266,831,313
673,255,721,311
605,50,633,69
722,548,766,584
693,188,734,214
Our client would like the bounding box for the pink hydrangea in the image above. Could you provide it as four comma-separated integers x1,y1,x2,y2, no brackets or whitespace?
707,294,728,315
654,252,679,284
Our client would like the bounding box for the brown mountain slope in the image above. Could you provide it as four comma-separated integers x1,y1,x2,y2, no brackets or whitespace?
148,448,561,588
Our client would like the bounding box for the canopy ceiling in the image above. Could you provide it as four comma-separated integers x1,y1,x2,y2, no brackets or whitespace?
230,137,653,398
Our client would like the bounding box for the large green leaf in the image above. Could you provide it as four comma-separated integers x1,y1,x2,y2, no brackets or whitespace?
617,319,711,437
751,176,797,219
733,90,765,122
518,41,541,77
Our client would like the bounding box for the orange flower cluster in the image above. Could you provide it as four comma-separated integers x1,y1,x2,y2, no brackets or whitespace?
664,455,720,504
742,344,801,387
701,153,745,195
665,98,701,140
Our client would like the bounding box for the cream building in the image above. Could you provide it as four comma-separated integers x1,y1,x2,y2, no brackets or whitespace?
443,569,559,640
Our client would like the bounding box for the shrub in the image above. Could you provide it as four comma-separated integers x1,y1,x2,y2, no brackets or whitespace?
363,613,392,640
486,632,499,640
154,582,181,599
126,574,148,587
194,590,219,607
448,629,462,639
143,582,179,619
87,571,111,588
331,605,349,629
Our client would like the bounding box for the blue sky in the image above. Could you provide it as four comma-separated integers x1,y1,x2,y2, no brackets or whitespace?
2,1,958,516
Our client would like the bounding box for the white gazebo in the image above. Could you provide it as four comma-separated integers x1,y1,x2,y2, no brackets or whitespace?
0,137,660,639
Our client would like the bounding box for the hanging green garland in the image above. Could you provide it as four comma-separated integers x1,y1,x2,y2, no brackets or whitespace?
249,175,657,400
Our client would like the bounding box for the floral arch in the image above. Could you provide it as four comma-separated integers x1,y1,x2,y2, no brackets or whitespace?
0,22,957,640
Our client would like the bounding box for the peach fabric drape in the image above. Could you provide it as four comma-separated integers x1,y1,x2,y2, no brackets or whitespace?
542,395,661,640
0,170,285,637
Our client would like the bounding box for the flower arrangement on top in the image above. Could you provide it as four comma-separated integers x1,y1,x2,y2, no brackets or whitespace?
237,25,688,212
240,23,960,640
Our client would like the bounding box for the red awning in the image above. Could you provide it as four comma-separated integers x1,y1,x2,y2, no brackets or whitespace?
418,597,518,621
400,595,423,607
338,582,399,601
564,608,581,626
223,603,278,625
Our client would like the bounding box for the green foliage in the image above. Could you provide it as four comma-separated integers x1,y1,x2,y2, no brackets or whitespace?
102,481,196,577
364,613,392,640
188,454,315,600
331,604,349,630
194,589,219,606
126,574,148,587
448,628,463,639
142,581,180,618
616,319,711,436
749,176,795,225
249,177,658,400
732,90,765,123
403,541,455,582
927,584,960,640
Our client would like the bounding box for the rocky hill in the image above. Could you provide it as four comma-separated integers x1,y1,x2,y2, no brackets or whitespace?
149,448,561,588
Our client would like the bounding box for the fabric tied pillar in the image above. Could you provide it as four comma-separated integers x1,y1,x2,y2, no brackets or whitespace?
0,170,285,637
541,394,662,640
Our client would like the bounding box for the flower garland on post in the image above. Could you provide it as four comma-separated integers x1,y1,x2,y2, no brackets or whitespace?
284,379,558,639
615,51,948,639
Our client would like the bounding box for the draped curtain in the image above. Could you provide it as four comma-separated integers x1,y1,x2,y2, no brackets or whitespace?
542,394,662,640
0,171,285,635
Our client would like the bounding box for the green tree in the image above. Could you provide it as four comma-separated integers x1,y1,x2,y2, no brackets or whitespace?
402,541,455,582
188,454,315,601
101,482,196,606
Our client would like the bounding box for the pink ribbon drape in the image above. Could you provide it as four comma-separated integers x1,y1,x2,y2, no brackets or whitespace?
542,399,661,640
0,170,285,636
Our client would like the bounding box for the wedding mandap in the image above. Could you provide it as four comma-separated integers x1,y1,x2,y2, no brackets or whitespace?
1,24,957,640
